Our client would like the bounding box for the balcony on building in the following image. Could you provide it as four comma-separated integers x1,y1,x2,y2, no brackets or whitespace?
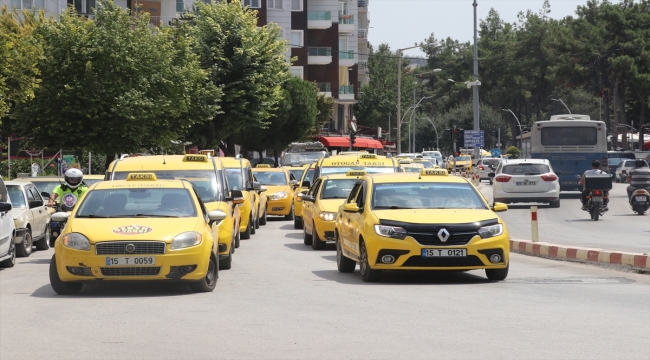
308,47,332,65
358,60,368,73
339,85,355,100
308,11,332,29
316,82,332,97
358,29,368,43
358,0,368,12
339,50,355,67
338,14,355,33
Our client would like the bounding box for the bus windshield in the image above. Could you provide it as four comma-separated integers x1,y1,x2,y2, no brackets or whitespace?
541,127,597,146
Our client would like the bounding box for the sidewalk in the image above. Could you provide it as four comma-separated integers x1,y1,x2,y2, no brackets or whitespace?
509,239,650,271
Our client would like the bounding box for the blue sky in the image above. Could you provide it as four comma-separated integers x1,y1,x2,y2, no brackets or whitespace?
367,0,612,58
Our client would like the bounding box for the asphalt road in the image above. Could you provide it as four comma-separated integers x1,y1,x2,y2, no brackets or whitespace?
478,182,650,253
1,219,649,360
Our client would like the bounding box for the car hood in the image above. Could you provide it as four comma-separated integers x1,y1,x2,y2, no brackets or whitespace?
374,209,498,224
264,185,291,196
319,199,348,212
68,217,202,242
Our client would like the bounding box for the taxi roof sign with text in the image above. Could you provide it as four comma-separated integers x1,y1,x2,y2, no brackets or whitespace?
183,154,209,163
126,173,158,181
346,170,367,177
421,169,448,176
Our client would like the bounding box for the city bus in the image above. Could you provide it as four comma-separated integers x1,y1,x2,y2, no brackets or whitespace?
530,114,608,191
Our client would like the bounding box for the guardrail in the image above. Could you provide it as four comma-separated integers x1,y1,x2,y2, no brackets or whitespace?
308,47,332,56
339,50,354,59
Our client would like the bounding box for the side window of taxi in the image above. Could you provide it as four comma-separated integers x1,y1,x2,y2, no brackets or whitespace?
355,182,366,209
308,179,322,197
244,167,253,188
0,179,8,203
192,188,208,221
25,187,36,202
346,183,361,204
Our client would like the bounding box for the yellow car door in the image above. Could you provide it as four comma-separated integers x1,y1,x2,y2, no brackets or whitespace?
340,182,363,258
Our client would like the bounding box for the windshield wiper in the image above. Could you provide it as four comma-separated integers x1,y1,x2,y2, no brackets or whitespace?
374,206,414,209
133,214,181,218
76,215,114,218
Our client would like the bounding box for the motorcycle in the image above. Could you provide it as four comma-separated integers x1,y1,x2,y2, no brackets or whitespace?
577,174,612,221
42,191,74,247
630,188,650,215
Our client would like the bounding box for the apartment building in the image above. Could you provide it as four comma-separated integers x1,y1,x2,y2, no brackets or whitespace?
0,0,65,18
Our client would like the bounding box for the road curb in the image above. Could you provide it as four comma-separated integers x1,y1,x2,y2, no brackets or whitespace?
510,239,650,270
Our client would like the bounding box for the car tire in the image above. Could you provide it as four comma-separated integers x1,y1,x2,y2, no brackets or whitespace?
234,230,240,249
336,233,355,273
251,213,257,235
285,205,295,221
615,177,620,183
254,211,260,229
259,210,267,226
240,215,251,240
485,264,509,281
294,216,303,229
16,229,33,258
36,226,50,251
303,224,313,245
311,222,326,250
189,254,218,292
549,200,561,208
0,240,16,268
49,255,83,295
219,245,233,270
359,240,381,282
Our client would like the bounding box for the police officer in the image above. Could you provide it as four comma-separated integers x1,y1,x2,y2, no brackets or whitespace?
48,168,89,210
626,159,650,200
579,160,608,210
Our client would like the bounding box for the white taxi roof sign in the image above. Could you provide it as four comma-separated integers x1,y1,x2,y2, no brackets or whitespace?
126,173,158,181
183,154,208,163
347,170,367,177
398,159,412,164
421,169,448,176
256,164,272,168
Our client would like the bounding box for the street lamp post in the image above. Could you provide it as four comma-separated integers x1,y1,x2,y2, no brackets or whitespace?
424,117,439,151
411,69,441,153
551,98,571,114
472,0,480,160
396,45,419,155
408,95,434,153
502,109,525,153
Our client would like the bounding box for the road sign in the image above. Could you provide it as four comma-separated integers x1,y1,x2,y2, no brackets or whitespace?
491,148,502,158
464,130,484,148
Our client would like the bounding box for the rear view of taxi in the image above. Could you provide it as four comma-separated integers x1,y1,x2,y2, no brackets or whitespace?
293,164,316,229
222,156,260,240
301,171,363,250
49,174,224,294
252,166,296,219
398,159,425,173
335,169,510,282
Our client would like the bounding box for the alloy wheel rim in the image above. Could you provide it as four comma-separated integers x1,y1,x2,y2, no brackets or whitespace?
25,234,32,251
9,241,15,262
206,259,216,284
360,244,367,275
336,240,342,266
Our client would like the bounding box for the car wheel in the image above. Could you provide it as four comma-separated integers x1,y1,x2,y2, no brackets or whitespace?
36,226,50,251
49,255,82,295
219,245,233,270
549,200,561,208
259,210,267,226
251,213,257,235
254,211,260,229
240,215,251,240
16,229,33,258
615,177,620,183
336,233,355,273
303,223,313,245
0,240,16,268
189,254,218,292
485,264,509,281
489,179,493,185
285,204,295,221
359,240,381,282
294,216,303,229
234,230,240,249
311,222,326,250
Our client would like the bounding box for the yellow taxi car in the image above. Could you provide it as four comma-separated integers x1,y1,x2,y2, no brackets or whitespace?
334,168,510,282
412,158,439,169
222,156,263,240
447,155,473,173
106,154,241,270
301,171,365,250
398,159,425,173
49,173,227,294
252,166,296,219
312,153,399,179
293,163,316,229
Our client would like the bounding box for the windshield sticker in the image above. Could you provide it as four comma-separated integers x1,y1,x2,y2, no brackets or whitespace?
112,225,153,235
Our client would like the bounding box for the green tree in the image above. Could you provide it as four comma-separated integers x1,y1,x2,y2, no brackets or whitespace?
311,93,335,135
506,146,521,159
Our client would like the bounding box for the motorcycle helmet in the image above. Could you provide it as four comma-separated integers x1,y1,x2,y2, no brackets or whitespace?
64,168,84,190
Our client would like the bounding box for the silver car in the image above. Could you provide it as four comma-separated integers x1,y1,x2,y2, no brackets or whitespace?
5,181,50,257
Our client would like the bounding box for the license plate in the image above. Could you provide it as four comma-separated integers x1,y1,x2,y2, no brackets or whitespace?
422,249,467,257
591,196,603,202
516,181,537,186
636,196,647,202
105,256,156,266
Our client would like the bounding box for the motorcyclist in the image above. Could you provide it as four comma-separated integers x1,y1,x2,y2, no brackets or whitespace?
48,168,89,210
579,159,608,210
625,159,650,200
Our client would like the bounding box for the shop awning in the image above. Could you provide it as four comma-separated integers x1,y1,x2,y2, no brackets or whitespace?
318,136,350,147
354,138,384,149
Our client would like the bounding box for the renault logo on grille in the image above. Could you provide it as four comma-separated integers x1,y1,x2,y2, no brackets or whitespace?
125,244,136,253
437,228,450,242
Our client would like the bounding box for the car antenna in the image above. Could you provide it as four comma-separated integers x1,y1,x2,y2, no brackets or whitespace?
162,149,166,165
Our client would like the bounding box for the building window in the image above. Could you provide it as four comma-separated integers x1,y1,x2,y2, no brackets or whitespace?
290,66,303,79
291,0,302,11
268,0,282,10
176,0,184,12
243,0,260,8
11,0,45,9
290,30,303,47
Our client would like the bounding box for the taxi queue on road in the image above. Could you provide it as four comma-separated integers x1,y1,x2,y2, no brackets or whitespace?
0,152,512,294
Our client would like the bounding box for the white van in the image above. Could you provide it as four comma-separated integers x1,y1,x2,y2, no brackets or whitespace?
0,178,17,267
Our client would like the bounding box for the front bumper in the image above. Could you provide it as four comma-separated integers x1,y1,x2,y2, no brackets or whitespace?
267,197,292,215
13,228,26,244
55,242,211,282
365,233,509,271
314,219,336,241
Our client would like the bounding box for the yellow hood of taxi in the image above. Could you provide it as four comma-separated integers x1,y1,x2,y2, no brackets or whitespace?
320,199,347,212
69,217,201,242
264,185,291,195
373,209,497,224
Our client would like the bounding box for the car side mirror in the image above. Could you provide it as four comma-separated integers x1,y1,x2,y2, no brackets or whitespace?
252,181,262,191
343,203,360,213
208,210,227,223
29,200,44,209
41,191,50,199
301,181,311,188
488,173,496,178
492,202,508,212
51,212,70,222
0,202,12,212
259,186,267,193
302,195,315,202
230,190,245,205
290,180,298,187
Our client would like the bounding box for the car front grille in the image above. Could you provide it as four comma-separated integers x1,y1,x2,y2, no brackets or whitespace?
95,241,166,255
408,231,477,246
100,267,161,276
402,255,484,267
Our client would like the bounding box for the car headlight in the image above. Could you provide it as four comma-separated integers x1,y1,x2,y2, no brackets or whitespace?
319,212,336,221
62,233,90,250
271,191,288,200
171,232,203,250
478,224,503,239
374,225,407,240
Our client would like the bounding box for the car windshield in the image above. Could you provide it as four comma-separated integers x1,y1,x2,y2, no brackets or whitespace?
283,153,323,165
321,166,394,175
114,171,220,202
6,186,26,208
320,179,357,199
302,168,315,184
254,171,288,185
414,160,434,168
372,182,487,210
501,164,550,175
624,160,636,167
29,180,61,195
225,168,244,190
455,156,471,161
403,167,423,173
423,151,441,157
289,169,304,180
608,158,623,166
76,188,197,218
482,159,500,166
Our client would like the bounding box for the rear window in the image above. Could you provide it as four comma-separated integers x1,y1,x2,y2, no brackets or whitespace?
624,160,636,167
482,159,499,166
501,164,550,175
541,127,597,146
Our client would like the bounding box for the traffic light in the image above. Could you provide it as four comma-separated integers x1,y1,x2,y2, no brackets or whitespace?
453,127,460,141
492,129,499,137
349,130,357,150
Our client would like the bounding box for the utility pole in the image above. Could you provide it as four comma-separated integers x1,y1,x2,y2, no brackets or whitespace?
397,50,403,154
472,0,480,161
497,128,501,149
